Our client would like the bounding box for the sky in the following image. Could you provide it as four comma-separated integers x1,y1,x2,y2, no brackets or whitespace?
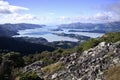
0,0,120,24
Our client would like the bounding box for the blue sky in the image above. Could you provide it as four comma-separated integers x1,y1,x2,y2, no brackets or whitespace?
0,0,120,24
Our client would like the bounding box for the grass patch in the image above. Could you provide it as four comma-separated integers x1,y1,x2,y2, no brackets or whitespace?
15,77,20,80
105,65,120,80
41,61,63,74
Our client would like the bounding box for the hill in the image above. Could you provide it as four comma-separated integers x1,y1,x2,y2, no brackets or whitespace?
0,37,55,55
20,32,120,80
39,41,120,80
59,22,120,33
0,31,120,80
0,23,44,37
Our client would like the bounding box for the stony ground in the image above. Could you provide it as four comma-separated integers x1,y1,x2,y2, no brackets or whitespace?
24,41,120,80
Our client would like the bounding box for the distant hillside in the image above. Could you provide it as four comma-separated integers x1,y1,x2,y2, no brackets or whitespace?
15,37,48,44
48,41,78,49
0,23,44,37
53,33,90,41
0,26,18,37
0,37,55,55
59,21,120,32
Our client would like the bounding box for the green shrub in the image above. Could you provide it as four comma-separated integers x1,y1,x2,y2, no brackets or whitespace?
19,72,43,80
75,32,120,52
99,32,120,42
73,39,99,53
3,52,24,67
80,38,100,51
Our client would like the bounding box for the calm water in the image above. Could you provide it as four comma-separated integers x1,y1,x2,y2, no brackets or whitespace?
13,26,104,42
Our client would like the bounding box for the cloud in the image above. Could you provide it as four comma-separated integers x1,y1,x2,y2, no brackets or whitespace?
0,0,29,14
91,12,114,22
0,0,38,24
48,12,55,15
55,12,120,24
57,1,120,24
0,0,120,24
1,13,38,23
109,1,120,14
12,14,37,21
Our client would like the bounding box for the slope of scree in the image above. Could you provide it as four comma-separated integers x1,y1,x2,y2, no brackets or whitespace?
24,41,120,80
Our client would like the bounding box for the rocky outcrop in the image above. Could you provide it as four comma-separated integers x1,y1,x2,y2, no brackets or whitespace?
24,61,45,73
24,41,120,80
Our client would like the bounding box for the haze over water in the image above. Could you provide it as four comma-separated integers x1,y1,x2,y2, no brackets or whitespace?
14,26,104,42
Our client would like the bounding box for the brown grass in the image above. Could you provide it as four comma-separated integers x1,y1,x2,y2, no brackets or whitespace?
105,65,120,80
15,77,20,80
41,61,63,74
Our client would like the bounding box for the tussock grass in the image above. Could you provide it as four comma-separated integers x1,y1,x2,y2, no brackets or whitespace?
105,65,120,80
41,61,63,74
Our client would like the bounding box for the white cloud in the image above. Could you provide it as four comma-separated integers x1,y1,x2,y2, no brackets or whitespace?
1,13,38,23
48,12,55,15
54,12,120,24
93,12,110,21
0,0,29,14
109,1,120,14
0,0,120,24
53,1,120,24
0,0,39,24
91,12,114,22
1,11,119,24
12,14,37,21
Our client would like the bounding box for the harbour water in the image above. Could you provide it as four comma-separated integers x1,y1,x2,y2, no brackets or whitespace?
13,26,104,42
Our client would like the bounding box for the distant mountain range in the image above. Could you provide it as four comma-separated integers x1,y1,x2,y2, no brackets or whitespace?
58,21,120,33
0,22,120,37
0,23,44,37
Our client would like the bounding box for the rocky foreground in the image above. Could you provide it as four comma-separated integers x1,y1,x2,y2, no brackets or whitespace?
24,41,120,80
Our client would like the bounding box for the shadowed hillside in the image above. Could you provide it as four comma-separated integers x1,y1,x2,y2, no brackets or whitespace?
0,37,55,55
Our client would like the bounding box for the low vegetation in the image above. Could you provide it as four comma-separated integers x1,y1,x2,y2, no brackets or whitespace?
23,48,75,65
41,61,63,74
105,65,120,80
99,32,120,43
76,32,120,52
19,72,43,80
0,52,25,80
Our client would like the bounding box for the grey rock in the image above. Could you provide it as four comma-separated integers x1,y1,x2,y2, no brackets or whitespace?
23,41,120,80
